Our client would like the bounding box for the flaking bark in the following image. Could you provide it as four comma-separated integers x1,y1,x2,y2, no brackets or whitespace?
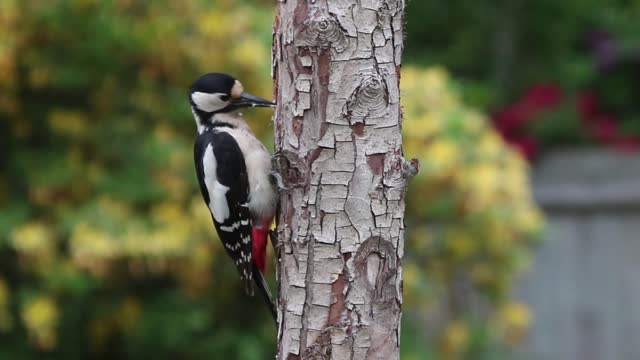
272,1,410,359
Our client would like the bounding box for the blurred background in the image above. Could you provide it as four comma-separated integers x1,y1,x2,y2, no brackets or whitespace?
0,0,637,359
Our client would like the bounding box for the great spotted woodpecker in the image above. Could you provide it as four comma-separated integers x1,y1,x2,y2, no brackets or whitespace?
189,73,276,320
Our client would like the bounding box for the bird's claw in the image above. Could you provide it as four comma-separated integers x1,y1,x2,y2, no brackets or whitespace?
270,229,286,249
270,171,288,191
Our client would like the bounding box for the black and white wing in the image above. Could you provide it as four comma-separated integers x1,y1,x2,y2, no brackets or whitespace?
194,130,254,294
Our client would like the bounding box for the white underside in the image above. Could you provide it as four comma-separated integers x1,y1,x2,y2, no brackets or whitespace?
214,116,276,221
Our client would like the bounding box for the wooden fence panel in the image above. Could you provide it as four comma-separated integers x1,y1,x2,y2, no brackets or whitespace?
518,150,640,360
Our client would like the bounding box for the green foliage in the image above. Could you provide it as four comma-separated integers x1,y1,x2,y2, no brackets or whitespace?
0,1,543,359
0,1,275,358
405,0,639,107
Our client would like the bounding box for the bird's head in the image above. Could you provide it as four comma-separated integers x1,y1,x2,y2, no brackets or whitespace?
189,73,274,117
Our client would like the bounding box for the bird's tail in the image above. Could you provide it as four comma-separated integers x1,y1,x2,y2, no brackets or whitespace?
252,263,277,323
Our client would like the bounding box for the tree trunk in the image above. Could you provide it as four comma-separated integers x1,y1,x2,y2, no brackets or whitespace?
272,1,411,359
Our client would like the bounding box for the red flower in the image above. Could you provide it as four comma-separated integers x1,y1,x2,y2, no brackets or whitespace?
589,115,618,141
492,82,640,160
511,136,539,160
522,83,563,109
493,104,530,133
577,92,599,118
612,137,640,152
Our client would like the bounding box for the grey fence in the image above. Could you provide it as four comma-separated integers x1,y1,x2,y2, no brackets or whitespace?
518,149,640,360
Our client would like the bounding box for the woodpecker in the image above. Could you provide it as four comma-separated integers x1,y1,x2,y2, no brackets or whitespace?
189,73,277,320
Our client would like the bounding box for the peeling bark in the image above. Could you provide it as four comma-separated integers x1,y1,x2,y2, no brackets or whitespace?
272,1,409,359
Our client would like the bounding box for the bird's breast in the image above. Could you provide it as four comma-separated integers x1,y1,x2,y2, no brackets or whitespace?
217,127,276,221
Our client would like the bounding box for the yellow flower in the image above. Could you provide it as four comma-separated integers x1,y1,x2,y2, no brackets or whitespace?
198,11,231,38
466,163,500,190
485,222,511,255
190,195,217,233
47,109,88,137
232,38,268,70
513,208,544,235
476,131,503,158
97,196,133,219
148,224,190,256
401,66,450,114
462,110,486,134
70,223,119,261
423,66,449,90
498,302,532,345
445,228,477,261
404,114,442,140
122,226,149,256
189,241,215,269
21,296,59,350
441,320,469,357
459,162,501,210
425,138,459,172
151,201,184,225
0,0,18,27
503,150,529,174
500,302,531,329
403,262,419,289
10,221,54,256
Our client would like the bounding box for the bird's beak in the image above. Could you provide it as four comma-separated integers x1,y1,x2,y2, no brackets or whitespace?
230,92,276,110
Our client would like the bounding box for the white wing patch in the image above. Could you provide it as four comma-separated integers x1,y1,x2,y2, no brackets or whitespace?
202,144,230,223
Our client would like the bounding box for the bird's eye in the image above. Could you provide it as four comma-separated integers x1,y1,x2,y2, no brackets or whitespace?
219,94,230,102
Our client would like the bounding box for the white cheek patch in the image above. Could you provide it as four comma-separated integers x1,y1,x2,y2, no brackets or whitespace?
192,92,229,112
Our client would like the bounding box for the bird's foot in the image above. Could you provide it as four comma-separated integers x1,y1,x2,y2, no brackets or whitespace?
269,229,282,250
270,171,288,192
